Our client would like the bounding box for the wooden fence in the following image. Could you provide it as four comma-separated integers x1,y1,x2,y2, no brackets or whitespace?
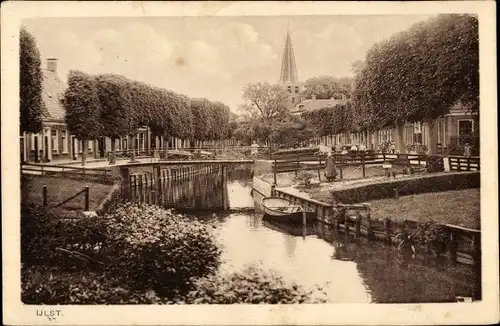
448,156,480,172
43,184,90,211
22,164,113,184
271,152,428,184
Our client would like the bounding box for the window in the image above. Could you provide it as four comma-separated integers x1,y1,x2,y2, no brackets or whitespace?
51,130,58,153
287,86,291,93
295,86,299,94
458,120,473,136
61,131,68,153
291,97,295,104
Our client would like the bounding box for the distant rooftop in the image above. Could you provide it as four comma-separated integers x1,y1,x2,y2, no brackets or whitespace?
291,96,347,114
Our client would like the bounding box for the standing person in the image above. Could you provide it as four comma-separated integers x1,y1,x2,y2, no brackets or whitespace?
350,144,358,151
324,151,337,182
359,141,367,152
390,141,396,154
463,143,471,158
250,141,259,158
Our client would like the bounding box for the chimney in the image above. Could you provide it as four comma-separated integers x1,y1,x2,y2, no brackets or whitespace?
46,58,58,73
312,94,316,100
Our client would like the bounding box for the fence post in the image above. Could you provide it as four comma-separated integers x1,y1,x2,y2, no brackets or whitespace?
448,228,457,264
466,157,471,171
355,215,361,238
362,154,366,178
317,156,322,182
448,157,453,171
296,155,300,177
384,218,392,243
84,186,89,211
42,185,48,207
457,157,462,172
366,204,373,240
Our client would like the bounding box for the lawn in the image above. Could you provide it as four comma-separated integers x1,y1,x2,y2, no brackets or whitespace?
21,175,113,216
369,188,480,229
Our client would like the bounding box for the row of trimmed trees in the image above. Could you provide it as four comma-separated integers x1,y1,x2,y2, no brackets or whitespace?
297,14,479,154
62,71,231,165
350,14,479,154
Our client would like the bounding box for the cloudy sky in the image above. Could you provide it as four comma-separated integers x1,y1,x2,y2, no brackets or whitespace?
23,15,434,111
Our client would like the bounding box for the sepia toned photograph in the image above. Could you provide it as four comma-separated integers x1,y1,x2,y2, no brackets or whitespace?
2,1,498,325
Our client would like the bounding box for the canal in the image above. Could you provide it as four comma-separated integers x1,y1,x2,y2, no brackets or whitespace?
132,164,478,303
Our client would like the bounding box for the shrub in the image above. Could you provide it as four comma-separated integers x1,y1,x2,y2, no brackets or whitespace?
426,155,445,173
21,265,166,304
21,203,107,268
329,172,480,204
393,220,448,256
294,170,316,187
172,265,328,304
102,203,221,296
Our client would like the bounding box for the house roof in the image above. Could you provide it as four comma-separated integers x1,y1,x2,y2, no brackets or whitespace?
290,98,346,114
42,68,67,122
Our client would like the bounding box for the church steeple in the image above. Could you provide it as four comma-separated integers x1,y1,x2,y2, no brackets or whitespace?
279,30,298,85
279,29,301,109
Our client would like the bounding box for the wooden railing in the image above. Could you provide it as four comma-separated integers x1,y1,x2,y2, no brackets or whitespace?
448,156,480,172
42,184,90,211
271,152,428,183
22,164,113,184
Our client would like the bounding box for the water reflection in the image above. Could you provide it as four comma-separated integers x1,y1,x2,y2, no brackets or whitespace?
133,164,478,303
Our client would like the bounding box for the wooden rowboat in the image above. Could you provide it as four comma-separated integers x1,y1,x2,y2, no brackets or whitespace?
260,197,316,224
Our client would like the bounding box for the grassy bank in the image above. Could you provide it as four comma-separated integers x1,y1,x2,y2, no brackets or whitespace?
21,174,113,216
369,188,480,229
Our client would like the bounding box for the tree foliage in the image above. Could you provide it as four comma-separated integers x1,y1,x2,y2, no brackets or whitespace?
269,113,316,148
351,14,479,131
239,82,289,121
302,76,352,100
62,71,231,146
20,27,44,134
62,70,102,140
302,103,354,136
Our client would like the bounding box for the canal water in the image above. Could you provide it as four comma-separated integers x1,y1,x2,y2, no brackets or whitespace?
134,164,478,303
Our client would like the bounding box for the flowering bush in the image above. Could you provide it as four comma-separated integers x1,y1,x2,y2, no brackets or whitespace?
172,265,328,304
102,203,221,296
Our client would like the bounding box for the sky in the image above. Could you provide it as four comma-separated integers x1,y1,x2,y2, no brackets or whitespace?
23,15,434,112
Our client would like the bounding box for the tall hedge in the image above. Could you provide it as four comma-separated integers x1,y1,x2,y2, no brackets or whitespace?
62,70,102,165
20,27,44,134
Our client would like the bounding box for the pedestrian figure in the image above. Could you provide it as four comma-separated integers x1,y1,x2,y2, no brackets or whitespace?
350,144,358,151
390,141,396,154
463,143,471,158
359,141,367,152
250,141,259,158
324,151,337,182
